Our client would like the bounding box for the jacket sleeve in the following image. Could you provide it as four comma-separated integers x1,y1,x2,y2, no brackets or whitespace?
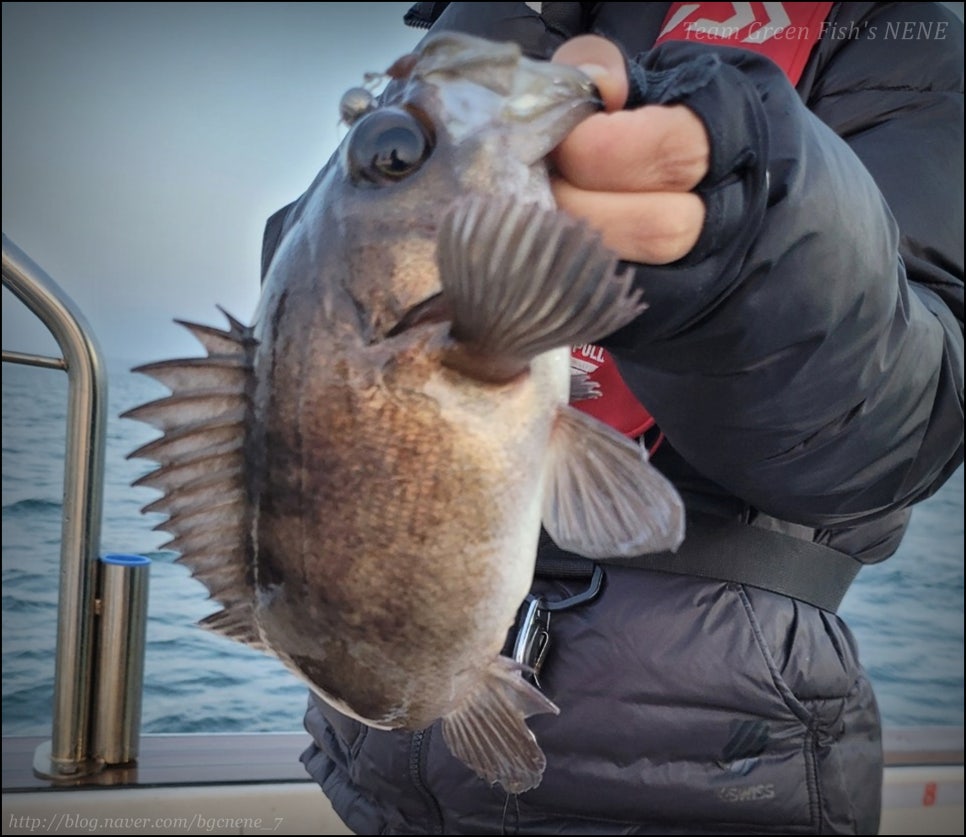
604,7,964,528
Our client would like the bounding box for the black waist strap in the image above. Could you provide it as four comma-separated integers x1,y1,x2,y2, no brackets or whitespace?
536,511,862,613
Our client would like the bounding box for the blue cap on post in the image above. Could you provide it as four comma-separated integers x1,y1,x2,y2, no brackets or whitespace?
100,553,151,567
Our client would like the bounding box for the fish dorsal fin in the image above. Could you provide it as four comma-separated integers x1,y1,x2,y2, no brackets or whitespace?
198,606,266,651
441,656,559,794
123,310,260,646
436,195,646,382
544,406,685,558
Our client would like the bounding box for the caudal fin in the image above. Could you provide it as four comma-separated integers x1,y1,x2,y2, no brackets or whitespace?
440,657,559,794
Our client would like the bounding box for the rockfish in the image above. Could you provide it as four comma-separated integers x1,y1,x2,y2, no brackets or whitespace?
126,32,684,794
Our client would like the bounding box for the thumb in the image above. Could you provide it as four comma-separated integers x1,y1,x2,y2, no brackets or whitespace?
552,35,629,112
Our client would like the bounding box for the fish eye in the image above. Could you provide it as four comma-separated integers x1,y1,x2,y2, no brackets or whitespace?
346,107,433,186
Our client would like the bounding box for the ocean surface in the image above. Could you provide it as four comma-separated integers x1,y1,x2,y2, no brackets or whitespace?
2,360,963,739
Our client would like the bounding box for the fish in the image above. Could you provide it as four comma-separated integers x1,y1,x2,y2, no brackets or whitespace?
124,31,685,794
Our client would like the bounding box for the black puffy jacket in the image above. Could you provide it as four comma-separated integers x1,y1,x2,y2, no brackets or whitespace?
286,2,964,834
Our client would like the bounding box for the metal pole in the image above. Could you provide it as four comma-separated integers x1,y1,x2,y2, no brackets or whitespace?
2,234,107,775
93,554,151,765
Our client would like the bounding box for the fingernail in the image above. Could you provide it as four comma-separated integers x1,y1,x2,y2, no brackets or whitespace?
577,63,609,82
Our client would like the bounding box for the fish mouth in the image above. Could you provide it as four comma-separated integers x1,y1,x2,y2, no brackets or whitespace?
385,292,452,339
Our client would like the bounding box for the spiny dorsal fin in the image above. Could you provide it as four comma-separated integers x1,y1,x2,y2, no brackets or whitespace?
132,355,249,394
122,391,247,432
175,306,256,355
154,495,248,538
199,606,267,650
127,414,245,465
160,526,242,556
133,448,242,492
126,311,259,638
142,469,244,516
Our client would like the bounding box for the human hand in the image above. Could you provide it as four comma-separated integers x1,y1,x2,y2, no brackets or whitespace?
550,36,710,265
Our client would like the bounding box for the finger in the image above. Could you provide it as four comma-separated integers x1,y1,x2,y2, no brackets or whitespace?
552,105,710,193
552,179,706,265
552,35,628,111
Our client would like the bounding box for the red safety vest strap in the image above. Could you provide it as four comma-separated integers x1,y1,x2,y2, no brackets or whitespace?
570,345,656,439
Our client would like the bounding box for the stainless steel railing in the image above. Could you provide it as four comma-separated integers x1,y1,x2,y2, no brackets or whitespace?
2,233,147,778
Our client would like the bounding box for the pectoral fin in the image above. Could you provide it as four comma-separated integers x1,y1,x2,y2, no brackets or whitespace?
435,195,646,383
543,406,685,557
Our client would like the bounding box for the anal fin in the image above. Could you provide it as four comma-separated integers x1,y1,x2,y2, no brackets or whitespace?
441,657,559,794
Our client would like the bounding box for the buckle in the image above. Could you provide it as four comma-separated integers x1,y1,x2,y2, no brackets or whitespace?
511,564,603,687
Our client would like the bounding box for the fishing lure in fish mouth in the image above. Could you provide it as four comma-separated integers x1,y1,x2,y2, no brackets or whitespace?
125,31,684,794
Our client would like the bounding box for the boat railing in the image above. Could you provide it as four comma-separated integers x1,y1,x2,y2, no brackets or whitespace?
2,233,148,780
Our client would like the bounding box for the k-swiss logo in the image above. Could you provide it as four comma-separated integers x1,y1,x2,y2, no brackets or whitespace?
716,783,777,803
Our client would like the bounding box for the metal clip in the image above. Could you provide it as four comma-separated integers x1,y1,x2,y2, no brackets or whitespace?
512,596,551,686
511,564,604,687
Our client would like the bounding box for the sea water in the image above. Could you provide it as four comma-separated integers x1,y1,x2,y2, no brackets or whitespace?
2,360,963,738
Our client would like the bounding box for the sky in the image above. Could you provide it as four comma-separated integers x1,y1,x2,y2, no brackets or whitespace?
2,2,423,365
4,3,963,366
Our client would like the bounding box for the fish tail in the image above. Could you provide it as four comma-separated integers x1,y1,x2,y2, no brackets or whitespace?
440,657,559,794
